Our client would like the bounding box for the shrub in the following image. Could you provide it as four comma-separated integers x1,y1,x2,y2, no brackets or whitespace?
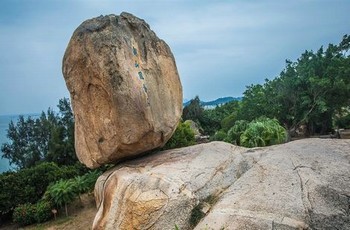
226,120,249,145
335,113,350,129
13,203,35,226
83,170,102,192
221,113,236,132
72,170,101,200
33,200,52,223
44,179,77,217
210,130,227,141
0,162,84,217
162,121,195,150
240,117,287,148
12,200,52,226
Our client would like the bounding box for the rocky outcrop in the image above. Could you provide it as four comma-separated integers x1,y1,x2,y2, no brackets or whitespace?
62,12,182,168
93,139,350,230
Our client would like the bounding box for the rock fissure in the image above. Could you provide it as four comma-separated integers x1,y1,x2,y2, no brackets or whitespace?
290,158,312,223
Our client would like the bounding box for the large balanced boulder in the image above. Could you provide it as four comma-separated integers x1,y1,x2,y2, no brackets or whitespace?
93,139,350,229
62,12,182,168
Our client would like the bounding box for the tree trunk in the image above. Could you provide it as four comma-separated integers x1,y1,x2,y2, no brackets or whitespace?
65,203,68,217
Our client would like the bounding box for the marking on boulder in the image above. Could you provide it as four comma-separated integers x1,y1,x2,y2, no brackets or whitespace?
132,47,138,56
138,71,144,80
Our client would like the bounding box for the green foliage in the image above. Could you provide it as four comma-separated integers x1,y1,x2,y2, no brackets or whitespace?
1,98,76,169
44,179,77,217
238,35,350,135
335,112,350,129
0,162,82,217
201,100,239,135
33,200,52,223
182,96,203,123
12,200,52,226
83,170,102,191
220,114,236,132
10,169,101,225
73,170,101,197
12,203,36,226
43,170,101,217
226,120,249,145
240,118,287,148
210,130,227,142
163,121,195,150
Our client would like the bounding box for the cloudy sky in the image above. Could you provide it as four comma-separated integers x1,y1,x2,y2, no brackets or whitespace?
0,0,349,115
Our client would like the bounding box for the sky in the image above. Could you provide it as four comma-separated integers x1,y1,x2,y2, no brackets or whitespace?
0,0,349,115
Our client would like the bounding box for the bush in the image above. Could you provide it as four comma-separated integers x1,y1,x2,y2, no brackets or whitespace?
33,201,52,223
72,170,101,199
44,179,77,217
335,113,350,129
13,201,52,226
83,170,102,192
162,122,196,150
240,117,287,148
209,130,227,141
0,162,84,218
221,114,236,132
226,120,249,145
13,203,35,226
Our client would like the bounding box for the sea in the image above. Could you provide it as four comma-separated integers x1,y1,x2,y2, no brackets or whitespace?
0,114,40,173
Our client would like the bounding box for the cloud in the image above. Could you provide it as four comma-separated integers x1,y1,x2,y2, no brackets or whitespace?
0,0,349,114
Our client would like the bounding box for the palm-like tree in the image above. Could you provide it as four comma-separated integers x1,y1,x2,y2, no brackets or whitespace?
44,179,76,217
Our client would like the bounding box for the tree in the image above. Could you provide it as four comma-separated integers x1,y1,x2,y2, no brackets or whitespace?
237,34,350,136
44,179,77,217
162,121,195,150
226,120,249,145
1,98,77,169
182,96,203,123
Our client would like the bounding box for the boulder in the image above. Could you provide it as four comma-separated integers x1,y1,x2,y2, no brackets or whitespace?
62,12,182,168
93,139,350,229
93,142,255,229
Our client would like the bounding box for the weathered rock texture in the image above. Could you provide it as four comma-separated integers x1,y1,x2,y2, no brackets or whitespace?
62,12,182,168
93,139,350,230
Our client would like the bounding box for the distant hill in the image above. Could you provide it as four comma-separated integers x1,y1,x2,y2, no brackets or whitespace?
183,96,242,107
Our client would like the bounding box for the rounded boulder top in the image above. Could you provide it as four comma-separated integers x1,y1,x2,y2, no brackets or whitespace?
62,12,183,168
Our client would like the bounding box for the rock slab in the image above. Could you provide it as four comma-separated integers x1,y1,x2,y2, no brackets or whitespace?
62,12,182,168
93,139,350,229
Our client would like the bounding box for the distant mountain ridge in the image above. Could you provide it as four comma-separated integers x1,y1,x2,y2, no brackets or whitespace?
183,96,242,107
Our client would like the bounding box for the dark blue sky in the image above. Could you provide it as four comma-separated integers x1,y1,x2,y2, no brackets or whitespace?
0,0,349,115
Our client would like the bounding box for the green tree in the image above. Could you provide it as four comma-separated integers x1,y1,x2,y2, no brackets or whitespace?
226,120,249,145
182,96,203,123
44,179,77,217
237,34,350,136
162,121,195,150
200,100,240,135
1,98,77,168
0,162,81,217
